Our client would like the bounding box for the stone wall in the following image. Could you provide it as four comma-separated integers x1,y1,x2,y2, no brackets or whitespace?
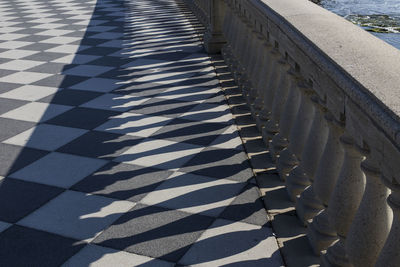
185,0,400,266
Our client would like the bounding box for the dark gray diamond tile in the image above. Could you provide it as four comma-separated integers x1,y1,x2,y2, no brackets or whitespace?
0,58,12,65
93,204,215,262
0,178,63,223
0,69,15,78
61,64,113,77
32,74,86,88
13,28,45,35
220,184,269,226
112,83,169,98
180,147,253,182
0,225,85,266
151,119,229,146
23,51,66,62
26,62,68,74
59,25,90,31
46,107,119,130
10,21,40,27
78,38,110,47
0,143,48,176
88,56,131,67
64,31,86,38
0,82,22,94
77,46,121,56
57,131,143,160
0,117,35,142
18,43,59,52
38,89,102,106
0,98,29,115
72,162,173,202
128,98,197,118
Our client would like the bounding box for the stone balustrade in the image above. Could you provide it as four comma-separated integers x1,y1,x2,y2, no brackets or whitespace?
185,0,400,266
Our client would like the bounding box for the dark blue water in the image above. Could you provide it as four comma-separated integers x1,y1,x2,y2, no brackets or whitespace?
319,0,400,49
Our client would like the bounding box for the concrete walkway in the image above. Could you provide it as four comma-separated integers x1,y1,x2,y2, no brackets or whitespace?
0,0,283,265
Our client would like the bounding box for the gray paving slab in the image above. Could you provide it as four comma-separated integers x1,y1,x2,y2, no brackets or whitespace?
0,118,35,142
0,225,85,267
0,177,62,223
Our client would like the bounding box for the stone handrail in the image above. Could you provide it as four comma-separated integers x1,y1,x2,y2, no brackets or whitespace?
185,0,400,266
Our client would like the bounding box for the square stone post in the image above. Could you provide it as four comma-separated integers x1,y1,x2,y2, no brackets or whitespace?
203,0,226,54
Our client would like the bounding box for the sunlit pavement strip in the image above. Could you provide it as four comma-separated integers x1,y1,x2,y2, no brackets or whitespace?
0,0,283,266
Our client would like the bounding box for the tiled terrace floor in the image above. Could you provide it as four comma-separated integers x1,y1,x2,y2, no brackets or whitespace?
0,0,283,266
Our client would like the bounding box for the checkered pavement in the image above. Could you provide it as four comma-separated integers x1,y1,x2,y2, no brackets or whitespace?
0,0,283,266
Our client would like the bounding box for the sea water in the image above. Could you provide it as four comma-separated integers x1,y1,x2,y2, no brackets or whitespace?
319,0,400,49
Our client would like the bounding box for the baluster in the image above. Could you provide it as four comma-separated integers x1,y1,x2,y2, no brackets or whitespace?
235,14,251,81
345,150,392,267
298,113,345,227
307,133,363,256
230,14,247,84
286,97,329,202
221,0,233,59
375,179,400,267
227,2,240,63
246,33,268,107
229,8,246,81
253,47,280,124
250,42,274,122
260,58,291,138
243,29,265,104
222,3,240,70
240,21,256,76
246,32,266,106
276,82,315,181
320,137,367,267
235,38,252,93
307,209,339,256
269,71,302,161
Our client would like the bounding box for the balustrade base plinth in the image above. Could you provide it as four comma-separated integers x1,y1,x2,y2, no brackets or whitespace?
254,116,267,132
321,239,352,267
286,166,311,202
296,186,325,226
307,210,338,255
204,35,226,54
276,148,299,182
